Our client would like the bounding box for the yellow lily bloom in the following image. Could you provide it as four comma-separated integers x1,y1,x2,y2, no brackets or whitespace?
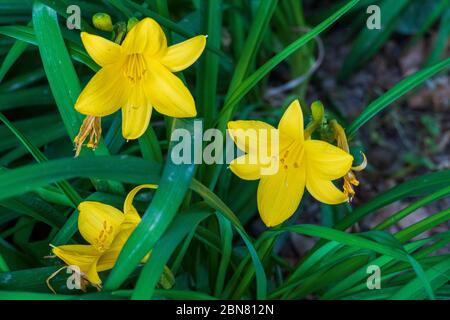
228,100,354,227
51,184,157,287
75,17,206,140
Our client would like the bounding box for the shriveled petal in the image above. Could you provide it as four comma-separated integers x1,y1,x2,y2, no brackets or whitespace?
122,84,153,140
78,201,124,252
306,177,348,204
257,165,306,227
122,18,167,56
278,100,304,141
52,245,102,285
146,61,197,117
161,35,207,72
74,64,127,117
230,155,262,180
304,140,353,180
80,32,122,67
227,120,276,154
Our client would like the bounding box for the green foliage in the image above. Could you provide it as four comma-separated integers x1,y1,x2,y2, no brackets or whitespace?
0,0,448,301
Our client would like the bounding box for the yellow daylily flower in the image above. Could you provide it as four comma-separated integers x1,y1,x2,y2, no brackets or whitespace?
50,184,157,288
228,100,354,227
73,17,206,153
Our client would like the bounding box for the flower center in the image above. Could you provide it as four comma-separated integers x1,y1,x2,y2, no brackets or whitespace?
93,220,114,252
280,141,303,171
124,53,147,84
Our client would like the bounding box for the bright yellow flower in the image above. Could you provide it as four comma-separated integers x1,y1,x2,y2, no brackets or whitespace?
51,184,157,287
75,17,206,140
228,100,354,227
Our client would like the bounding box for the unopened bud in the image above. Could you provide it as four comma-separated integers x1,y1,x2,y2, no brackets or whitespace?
311,100,325,123
127,17,139,32
92,13,113,32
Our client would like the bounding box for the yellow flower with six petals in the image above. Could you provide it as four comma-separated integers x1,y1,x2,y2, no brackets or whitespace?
228,100,354,227
75,18,206,140
50,184,156,287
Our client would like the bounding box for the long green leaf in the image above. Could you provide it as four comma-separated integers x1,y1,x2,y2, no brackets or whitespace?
104,120,196,290
347,57,450,137
132,207,212,299
0,156,161,201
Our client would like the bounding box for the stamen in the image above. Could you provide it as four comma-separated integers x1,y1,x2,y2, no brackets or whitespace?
74,116,102,157
124,53,147,84
279,141,304,171
94,220,114,252
46,266,68,294
343,171,359,202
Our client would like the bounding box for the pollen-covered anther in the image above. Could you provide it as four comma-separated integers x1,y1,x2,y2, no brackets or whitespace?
74,115,102,157
94,220,113,252
343,171,359,202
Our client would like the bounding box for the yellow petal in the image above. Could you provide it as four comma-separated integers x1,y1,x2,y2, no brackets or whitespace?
74,64,127,117
146,61,197,117
161,35,207,72
96,249,119,272
96,228,131,271
52,245,102,285
304,140,353,180
122,85,153,140
306,176,348,204
98,227,149,271
278,100,304,141
80,32,122,67
230,155,262,180
123,184,158,221
78,201,124,252
123,184,157,228
227,120,276,154
257,165,306,227
122,18,167,56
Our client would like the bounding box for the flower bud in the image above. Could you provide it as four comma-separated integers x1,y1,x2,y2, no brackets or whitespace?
92,13,113,32
311,100,325,123
127,17,139,32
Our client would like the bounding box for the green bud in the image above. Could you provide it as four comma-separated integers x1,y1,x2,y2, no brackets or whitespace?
127,17,139,32
305,101,326,139
311,100,325,123
158,266,175,289
92,13,113,32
